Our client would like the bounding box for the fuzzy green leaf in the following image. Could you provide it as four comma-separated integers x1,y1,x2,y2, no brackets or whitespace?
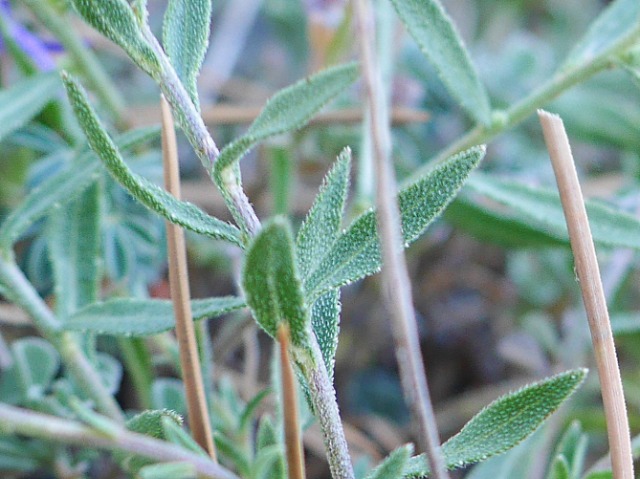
62,73,243,246
0,126,158,252
561,0,640,71
69,0,161,76
403,369,586,477
365,445,413,479
138,462,196,479
467,173,640,251
310,290,341,383
163,0,211,108
551,422,588,479
12,337,60,394
0,72,60,143
304,146,485,300
242,218,311,349
63,297,245,336
389,0,490,125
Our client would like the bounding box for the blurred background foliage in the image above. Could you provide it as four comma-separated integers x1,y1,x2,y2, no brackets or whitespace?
1,0,639,477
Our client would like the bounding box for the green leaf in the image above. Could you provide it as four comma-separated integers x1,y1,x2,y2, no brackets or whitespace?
466,173,640,251
304,146,485,300
12,337,60,396
252,445,285,479
389,0,490,125
549,456,571,479
163,0,211,108
151,378,186,416
242,218,311,350
47,183,101,319
583,473,612,479
551,422,588,479
63,296,245,336
62,73,243,246
310,290,341,384
213,63,359,224
69,0,161,76
561,0,640,71
0,437,42,472
610,313,640,336
365,445,412,479
403,369,587,477
161,416,207,456
0,126,159,252
138,462,196,479
0,73,60,143
445,198,568,249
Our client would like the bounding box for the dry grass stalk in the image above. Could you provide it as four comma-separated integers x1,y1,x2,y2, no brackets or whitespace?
538,109,634,479
161,95,217,460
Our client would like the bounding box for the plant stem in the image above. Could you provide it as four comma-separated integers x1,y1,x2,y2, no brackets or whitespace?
278,324,306,479
0,404,239,479
0,257,124,421
305,336,354,479
161,96,217,460
22,0,126,126
353,1,449,478
539,110,634,479
412,24,640,180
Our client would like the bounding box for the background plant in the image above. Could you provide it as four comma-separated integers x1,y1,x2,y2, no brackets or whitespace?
0,0,638,479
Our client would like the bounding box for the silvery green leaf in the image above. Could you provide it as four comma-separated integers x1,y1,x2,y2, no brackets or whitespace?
0,72,60,143
63,296,245,336
253,444,285,479
0,437,42,472
47,184,101,319
12,337,60,394
161,416,208,456
402,369,587,477
68,0,161,76
561,0,640,71
550,422,588,479
151,378,186,415
163,0,211,108
310,290,341,384
466,172,640,251
62,73,242,246
138,462,196,479
365,445,412,479
389,0,490,125
304,146,485,300
242,218,311,350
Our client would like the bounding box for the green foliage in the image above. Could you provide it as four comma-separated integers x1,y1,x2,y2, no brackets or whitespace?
9,337,60,399
242,218,311,351
0,73,60,143
467,173,640,251
547,422,589,479
68,0,161,77
304,146,485,300
403,369,587,476
365,445,413,479
389,0,490,125
63,296,245,336
138,462,197,479
162,0,212,108
61,73,243,246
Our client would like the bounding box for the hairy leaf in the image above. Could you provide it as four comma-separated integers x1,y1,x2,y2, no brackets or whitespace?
402,369,587,477
467,173,640,251
389,0,490,125
12,337,60,394
69,0,161,76
242,218,311,350
562,0,640,71
365,445,413,479
163,0,211,108
304,146,485,300
0,72,60,143
62,73,242,246
63,297,245,336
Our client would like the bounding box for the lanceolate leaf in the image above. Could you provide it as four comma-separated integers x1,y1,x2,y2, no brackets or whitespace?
0,126,159,252
0,72,60,143
163,0,211,108
365,445,413,479
69,0,161,77
62,73,243,246
402,369,587,477
242,218,311,350
310,290,341,383
561,0,640,71
389,0,490,125
304,146,485,300
467,173,640,251
63,297,245,336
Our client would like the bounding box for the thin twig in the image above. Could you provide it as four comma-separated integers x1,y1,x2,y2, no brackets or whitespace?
161,95,217,460
0,404,238,479
538,110,634,479
278,324,306,479
353,1,449,478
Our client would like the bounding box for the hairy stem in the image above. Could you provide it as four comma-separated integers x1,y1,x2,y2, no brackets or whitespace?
353,0,449,477
0,404,238,479
539,110,634,479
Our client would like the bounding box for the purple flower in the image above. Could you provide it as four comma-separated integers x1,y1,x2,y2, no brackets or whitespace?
0,1,60,72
